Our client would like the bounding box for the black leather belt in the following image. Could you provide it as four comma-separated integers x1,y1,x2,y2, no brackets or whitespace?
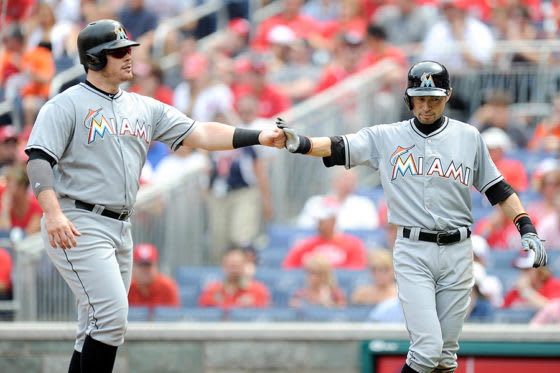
75,200,132,221
402,227,470,245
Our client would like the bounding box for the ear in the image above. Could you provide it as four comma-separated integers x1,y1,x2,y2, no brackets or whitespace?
445,88,453,103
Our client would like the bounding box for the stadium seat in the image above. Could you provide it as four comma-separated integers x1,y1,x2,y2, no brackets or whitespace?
266,224,315,249
153,307,223,322
345,228,387,248
258,249,287,267
175,266,222,288
505,149,552,177
128,306,150,322
336,269,371,296
179,285,201,307
355,186,385,206
492,308,535,323
228,307,299,322
487,267,519,293
301,306,372,322
471,206,494,222
486,251,520,270
254,268,305,307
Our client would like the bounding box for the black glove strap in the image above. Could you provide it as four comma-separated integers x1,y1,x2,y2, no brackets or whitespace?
514,213,537,236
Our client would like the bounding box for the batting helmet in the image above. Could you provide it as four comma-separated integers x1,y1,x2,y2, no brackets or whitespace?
404,61,451,110
77,19,140,72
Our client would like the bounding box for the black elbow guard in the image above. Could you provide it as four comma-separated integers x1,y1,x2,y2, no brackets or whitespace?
485,180,515,205
322,136,346,168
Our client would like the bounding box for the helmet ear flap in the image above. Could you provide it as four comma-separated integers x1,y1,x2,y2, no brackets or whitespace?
403,94,413,110
86,53,106,71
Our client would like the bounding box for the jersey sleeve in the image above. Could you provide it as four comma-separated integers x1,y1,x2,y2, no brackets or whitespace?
472,131,503,193
25,99,75,162
344,126,380,170
149,98,197,151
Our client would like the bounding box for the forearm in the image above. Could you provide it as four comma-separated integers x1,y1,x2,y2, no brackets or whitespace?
183,122,236,151
308,137,332,157
497,193,526,221
37,190,63,216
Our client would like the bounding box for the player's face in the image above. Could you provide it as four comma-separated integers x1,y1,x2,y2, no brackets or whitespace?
412,93,451,124
103,47,134,83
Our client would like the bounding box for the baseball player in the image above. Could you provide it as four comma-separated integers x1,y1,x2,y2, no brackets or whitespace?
24,19,285,373
277,60,547,373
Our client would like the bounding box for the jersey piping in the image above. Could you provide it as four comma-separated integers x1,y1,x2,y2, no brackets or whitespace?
410,116,449,138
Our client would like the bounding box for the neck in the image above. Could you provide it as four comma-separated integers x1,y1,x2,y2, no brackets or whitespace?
413,116,444,135
86,74,120,95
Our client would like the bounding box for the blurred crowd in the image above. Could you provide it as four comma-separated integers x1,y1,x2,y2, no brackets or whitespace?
1,0,560,324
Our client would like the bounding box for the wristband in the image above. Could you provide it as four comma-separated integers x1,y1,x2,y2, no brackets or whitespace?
294,135,312,154
232,128,261,148
514,213,537,236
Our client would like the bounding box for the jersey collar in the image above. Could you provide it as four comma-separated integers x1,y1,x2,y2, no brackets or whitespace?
410,116,449,138
82,81,123,100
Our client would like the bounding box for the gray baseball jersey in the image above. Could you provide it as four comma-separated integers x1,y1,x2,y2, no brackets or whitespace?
342,117,502,230
26,82,197,351
26,82,196,211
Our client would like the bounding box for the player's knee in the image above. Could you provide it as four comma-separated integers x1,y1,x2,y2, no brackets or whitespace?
97,304,129,345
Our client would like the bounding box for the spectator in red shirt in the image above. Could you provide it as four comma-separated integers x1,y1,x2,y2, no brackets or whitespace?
289,253,347,308
128,243,180,309
198,248,271,308
315,0,368,51
527,159,560,225
0,163,42,235
502,250,560,310
357,24,408,72
251,0,321,52
481,127,528,193
315,31,365,93
129,61,174,106
0,247,12,300
282,196,368,269
234,59,292,118
473,207,519,250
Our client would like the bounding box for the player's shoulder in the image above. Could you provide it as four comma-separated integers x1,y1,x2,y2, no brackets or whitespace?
364,119,410,132
446,117,481,136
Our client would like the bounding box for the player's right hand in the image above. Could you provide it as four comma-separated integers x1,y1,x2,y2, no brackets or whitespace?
521,233,547,268
276,117,300,153
44,211,82,249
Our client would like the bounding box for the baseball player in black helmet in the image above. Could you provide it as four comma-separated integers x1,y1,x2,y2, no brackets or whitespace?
275,60,547,373
77,19,140,72
25,19,286,373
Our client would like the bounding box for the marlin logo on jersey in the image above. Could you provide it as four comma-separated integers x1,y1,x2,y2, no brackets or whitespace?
420,72,435,88
391,145,471,185
84,108,150,144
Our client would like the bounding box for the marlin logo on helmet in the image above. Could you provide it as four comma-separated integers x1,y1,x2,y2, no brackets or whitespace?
114,25,128,40
420,73,436,88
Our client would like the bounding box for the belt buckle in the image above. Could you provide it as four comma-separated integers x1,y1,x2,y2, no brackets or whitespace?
436,231,449,245
118,209,131,220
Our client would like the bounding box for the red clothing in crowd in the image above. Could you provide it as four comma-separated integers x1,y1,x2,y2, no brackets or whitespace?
0,247,12,294
128,273,180,309
251,13,321,51
357,46,408,71
282,233,367,270
234,85,292,118
502,277,560,308
315,65,359,93
198,280,270,308
319,17,367,41
472,217,518,250
10,194,42,230
494,158,529,193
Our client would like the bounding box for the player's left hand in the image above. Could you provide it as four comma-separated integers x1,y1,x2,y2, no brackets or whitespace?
259,127,286,149
521,233,547,268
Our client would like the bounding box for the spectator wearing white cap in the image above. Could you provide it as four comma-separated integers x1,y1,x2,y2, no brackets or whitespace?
502,250,560,310
297,168,379,231
481,127,528,193
266,24,297,74
527,159,560,228
471,235,503,308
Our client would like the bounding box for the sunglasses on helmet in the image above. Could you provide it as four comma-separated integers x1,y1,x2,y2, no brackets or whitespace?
106,47,131,59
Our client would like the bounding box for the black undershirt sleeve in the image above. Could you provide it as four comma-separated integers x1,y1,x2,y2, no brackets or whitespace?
485,179,515,205
26,148,56,167
322,136,346,168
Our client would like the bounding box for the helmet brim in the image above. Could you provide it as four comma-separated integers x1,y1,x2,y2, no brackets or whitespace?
406,87,449,97
88,39,140,54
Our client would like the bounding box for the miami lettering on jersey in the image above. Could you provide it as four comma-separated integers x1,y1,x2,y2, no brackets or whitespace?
84,108,149,144
390,145,471,185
